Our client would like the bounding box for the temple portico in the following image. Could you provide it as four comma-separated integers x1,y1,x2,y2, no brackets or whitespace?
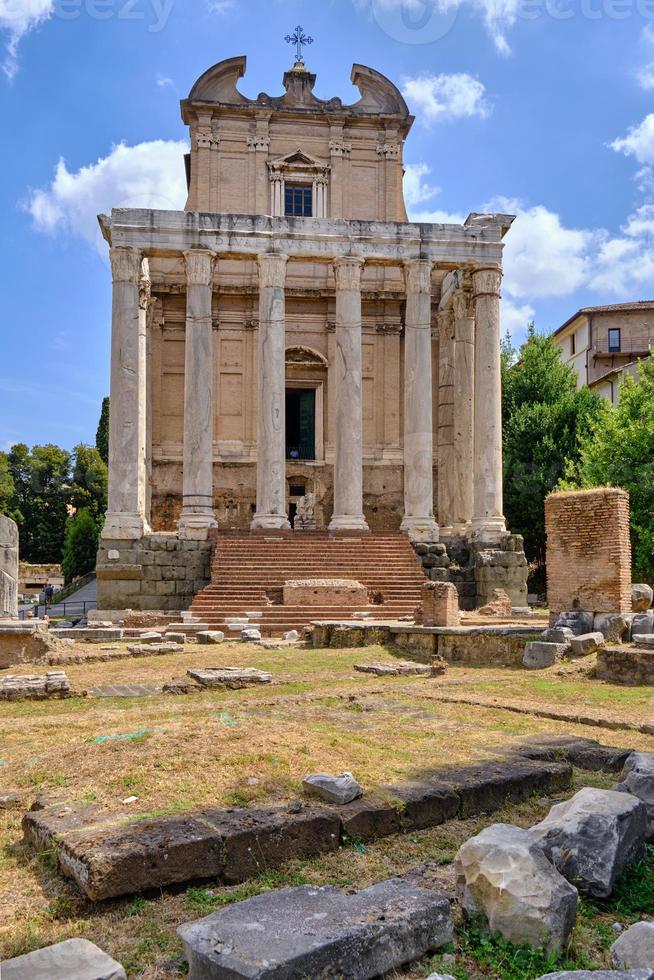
100,210,511,546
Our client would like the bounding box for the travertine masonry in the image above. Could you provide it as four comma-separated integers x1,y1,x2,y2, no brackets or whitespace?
546,489,632,620
97,535,212,612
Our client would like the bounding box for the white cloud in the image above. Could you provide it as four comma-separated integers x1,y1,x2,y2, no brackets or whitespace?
26,139,189,246
403,162,440,207
497,202,594,300
502,298,535,339
207,0,235,11
359,0,519,55
0,0,54,78
587,205,654,295
156,73,174,89
636,63,654,91
611,113,654,167
402,72,490,124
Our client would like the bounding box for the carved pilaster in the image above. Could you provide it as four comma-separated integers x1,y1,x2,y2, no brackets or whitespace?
329,140,352,158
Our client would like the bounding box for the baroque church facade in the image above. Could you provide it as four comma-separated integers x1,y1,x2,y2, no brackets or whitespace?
97,51,528,615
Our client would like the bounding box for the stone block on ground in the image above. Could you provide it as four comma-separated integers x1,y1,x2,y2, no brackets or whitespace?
615,752,654,839
595,647,654,685
632,583,654,612
612,922,654,970
197,631,225,644
240,628,262,642
538,973,654,979
24,802,341,900
0,671,70,701
570,632,606,656
476,588,513,617
353,661,431,676
50,628,123,643
178,878,453,980
1,938,126,980
634,634,654,648
283,578,368,607
127,642,183,657
513,735,633,773
523,641,569,669
554,611,595,636
302,772,363,805
164,632,186,643
631,614,654,636
439,759,572,819
595,614,632,644
455,823,578,953
541,627,575,644
337,797,402,841
530,787,648,897
188,667,272,689
283,630,300,641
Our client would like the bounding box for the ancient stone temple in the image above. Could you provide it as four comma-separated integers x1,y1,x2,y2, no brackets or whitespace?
97,50,528,619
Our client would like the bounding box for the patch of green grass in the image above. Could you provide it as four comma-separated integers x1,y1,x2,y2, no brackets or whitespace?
185,869,310,914
595,843,654,919
457,917,595,980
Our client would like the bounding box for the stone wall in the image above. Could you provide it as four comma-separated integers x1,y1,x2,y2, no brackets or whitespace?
546,489,632,620
97,534,212,612
413,534,528,612
0,515,18,620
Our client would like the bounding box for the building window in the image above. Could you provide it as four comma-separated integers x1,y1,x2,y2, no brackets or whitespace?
285,184,313,217
608,328,621,353
570,332,576,356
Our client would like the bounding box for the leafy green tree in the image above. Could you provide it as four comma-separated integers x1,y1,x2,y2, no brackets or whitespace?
61,508,99,582
71,444,108,522
8,444,72,563
0,452,16,517
502,331,604,577
562,358,654,583
96,397,110,466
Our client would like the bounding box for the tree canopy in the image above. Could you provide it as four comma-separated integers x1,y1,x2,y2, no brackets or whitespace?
502,328,604,579
562,358,654,584
0,442,107,564
61,508,101,582
96,397,109,466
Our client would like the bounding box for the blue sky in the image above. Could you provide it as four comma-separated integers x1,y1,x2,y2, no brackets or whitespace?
1,0,653,450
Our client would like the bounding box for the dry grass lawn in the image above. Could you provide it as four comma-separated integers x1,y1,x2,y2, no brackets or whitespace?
1,640,652,977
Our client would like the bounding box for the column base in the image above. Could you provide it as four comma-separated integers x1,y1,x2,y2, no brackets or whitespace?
101,513,150,541
400,516,440,543
440,522,471,541
178,511,218,541
328,515,370,533
250,514,292,531
471,516,507,545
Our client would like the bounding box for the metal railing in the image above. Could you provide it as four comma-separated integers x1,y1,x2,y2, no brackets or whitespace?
286,445,316,461
19,599,96,621
594,334,654,356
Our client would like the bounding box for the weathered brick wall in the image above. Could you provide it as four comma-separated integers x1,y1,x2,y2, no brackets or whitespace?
546,488,632,619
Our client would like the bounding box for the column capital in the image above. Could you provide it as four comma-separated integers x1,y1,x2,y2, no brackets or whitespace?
333,256,364,291
110,246,142,284
404,258,433,295
472,266,502,297
258,252,288,288
184,250,216,287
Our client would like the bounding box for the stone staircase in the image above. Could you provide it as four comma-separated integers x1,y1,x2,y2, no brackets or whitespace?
190,531,429,637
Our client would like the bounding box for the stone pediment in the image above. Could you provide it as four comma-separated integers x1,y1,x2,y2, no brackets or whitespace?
269,149,329,175
285,345,328,368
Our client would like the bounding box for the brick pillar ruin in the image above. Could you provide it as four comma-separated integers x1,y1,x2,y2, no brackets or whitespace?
545,488,632,622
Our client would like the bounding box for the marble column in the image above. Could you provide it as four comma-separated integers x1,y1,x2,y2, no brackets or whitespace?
178,250,218,538
329,257,369,532
400,259,439,542
471,266,507,543
251,253,291,530
450,283,475,535
103,246,150,540
437,307,456,535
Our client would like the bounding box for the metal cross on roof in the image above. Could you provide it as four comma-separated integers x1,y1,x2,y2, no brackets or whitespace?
285,25,313,64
